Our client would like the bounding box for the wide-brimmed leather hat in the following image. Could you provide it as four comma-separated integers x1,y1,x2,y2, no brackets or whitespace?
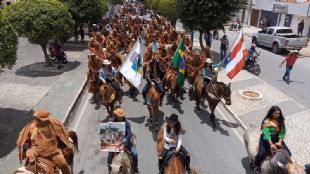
194,51,201,56
113,108,126,117
166,114,179,124
33,109,51,121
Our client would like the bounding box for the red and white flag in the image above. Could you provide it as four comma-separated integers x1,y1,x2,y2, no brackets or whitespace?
224,29,249,79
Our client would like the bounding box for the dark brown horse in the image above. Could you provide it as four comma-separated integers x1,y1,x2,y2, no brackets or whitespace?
147,83,160,128
99,83,121,119
186,66,199,92
193,75,231,128
13,131,79,174
163,69,179,102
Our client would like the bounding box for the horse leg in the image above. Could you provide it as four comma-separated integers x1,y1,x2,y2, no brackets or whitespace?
148,106,153,127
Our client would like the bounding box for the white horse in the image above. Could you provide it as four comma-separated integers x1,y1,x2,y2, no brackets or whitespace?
243,125,304,174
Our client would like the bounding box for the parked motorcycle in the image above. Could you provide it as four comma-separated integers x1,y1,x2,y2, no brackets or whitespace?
229,23,242,31
244,55,261,76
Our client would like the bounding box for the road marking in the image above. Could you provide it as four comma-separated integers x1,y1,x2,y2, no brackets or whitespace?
216,107,244,145
73,93,92,131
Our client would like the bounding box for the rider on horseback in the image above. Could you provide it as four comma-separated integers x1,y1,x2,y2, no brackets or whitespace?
202,58,214,93
16,109,72,174
254,106,291,172
142,59,165,106
107,108,139,173
99,59,123,101
158,114,191,174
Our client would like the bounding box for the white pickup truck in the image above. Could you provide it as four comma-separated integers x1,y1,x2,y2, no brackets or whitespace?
252,26,308,54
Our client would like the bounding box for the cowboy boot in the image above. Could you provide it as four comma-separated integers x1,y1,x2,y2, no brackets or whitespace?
159,94,164,106
186,156,191,174
158,159,164,174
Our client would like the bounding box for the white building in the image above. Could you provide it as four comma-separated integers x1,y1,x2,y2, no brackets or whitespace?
242,0,310,36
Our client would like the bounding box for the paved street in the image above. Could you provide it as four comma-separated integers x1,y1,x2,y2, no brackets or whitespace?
67,80,253,174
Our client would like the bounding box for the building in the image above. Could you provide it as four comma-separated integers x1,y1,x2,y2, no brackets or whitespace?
0,0,16,8
242,0,310,36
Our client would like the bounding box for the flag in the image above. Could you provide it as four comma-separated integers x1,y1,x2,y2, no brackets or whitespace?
119,40,142,88
224,29,249,79
171,37,186,87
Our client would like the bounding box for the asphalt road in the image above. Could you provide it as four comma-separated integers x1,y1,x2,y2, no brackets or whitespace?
209,29,310,109
67,79,253,174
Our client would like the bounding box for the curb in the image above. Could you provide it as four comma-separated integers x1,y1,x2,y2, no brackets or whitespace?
62,77,87,124
220,100,248,130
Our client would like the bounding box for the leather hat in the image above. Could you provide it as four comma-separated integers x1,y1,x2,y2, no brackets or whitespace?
167,114,179,124
33,109,51,121
113,108,126,117
205,58,213,64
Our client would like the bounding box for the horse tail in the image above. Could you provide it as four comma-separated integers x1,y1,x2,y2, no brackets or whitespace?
68,131,79,152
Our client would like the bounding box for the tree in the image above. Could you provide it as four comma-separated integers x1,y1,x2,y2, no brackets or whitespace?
158,0,178,25
65,0,108,25
151,0,160,11
4,0,74,66
0,11,18,70
178,0,247,50
111,0,123,5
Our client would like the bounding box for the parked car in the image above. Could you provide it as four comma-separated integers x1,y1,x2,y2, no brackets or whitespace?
252,26,308,54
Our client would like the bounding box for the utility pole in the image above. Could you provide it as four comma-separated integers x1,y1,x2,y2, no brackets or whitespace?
247,0,253,27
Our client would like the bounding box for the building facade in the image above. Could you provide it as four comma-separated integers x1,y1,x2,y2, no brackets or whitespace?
242,0,310,36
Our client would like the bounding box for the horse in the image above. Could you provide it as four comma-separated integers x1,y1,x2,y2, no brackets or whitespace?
110,134,137,174
147,83,160,128
186,66,199,92
99,83,121,119
193,75,231,128
157,126,199,174
244,125,305,174
13,131,79,174
163,69,179,102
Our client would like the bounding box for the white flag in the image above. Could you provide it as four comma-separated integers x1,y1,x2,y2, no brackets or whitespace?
119,40,142,88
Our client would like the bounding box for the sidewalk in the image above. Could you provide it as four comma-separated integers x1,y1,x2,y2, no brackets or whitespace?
218,69,310,166
0,37,88,173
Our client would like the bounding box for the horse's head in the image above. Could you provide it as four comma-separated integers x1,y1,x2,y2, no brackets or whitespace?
110,164,123,174
223,82,232,105
285,163,304,174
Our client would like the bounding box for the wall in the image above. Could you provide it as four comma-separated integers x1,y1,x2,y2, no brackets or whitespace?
254,0,309,16
291,15,310,36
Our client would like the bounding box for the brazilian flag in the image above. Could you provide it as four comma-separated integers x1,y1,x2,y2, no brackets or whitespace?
172,37,185,87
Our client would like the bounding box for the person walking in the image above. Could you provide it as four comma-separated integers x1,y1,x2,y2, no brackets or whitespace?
279,50,300,84
220,35,229,60
297,19,304,36
79,24,85,43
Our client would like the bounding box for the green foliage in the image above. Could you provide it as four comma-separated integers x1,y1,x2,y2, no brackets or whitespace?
145,0,153,8
65,0,109,24
0,11,18,70
158,0,178,19
4,0,74,46
111,0,123,5
151,0,160,11
178,0,247,32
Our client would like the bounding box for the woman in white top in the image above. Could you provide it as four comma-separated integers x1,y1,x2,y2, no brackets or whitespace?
158,114,191,174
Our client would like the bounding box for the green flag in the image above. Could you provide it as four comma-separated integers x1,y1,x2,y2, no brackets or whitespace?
171,37,186,87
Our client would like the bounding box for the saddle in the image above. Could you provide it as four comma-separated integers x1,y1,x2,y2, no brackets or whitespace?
163,148,187,169
25,157,59,174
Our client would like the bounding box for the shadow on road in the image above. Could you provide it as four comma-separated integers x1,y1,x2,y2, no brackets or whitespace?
241,157,255,174
166,95,184,114
15,61,81,77
0,108,33,158
144,110,165,141
127,116,146,124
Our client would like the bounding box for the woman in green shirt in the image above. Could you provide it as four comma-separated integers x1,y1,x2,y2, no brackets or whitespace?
254,106,292,169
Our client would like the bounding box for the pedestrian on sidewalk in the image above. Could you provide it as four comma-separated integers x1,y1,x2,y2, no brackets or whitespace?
204,31,212,48
74,24,79,44
79,24,85,43
297,19,304,36
279,50,300,84
220,35,229,60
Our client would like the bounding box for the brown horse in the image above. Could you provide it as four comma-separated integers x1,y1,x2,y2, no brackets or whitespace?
186,66,199,92
157,126,199,174
99,83,121,119
163,69,179,102
147,83,160,128
193,75,232,128
13,131,79,174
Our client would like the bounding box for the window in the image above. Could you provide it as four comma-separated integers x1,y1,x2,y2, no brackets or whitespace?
260,28,267,33
276,29,293,34
6,2,11,6
267,28,274,34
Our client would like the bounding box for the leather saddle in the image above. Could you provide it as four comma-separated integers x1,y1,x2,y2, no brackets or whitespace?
163,147,187,169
